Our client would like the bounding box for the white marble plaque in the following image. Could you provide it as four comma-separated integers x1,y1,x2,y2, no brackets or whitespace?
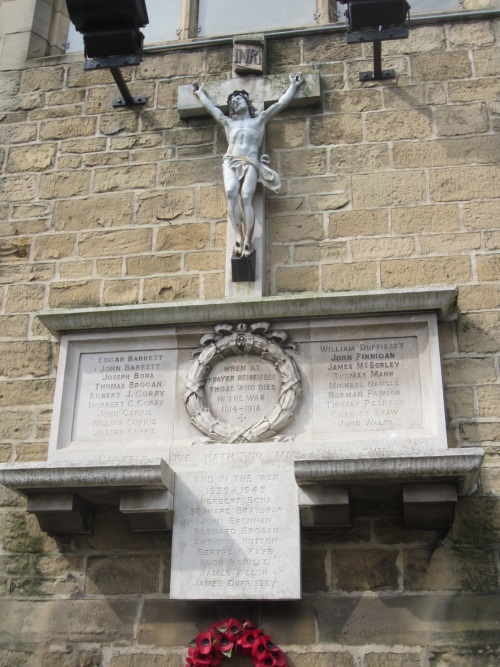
311,335,423,433
205,355,281,427
170,467,300,599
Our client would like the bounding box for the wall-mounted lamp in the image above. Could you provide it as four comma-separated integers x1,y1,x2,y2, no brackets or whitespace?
66,0,149,107
338,0,410,81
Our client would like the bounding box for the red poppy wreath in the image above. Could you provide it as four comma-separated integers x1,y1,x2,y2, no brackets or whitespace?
186,618,286,667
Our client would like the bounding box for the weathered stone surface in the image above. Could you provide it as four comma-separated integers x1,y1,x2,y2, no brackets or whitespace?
271,215,323,243
323,263,378,292
39,117,96,140
5,284,45,312
126,255,181,276
39,172,90,199
353,171,426,208
458,312,500,353
437,103,489,136
78,230,152,258
477,385,500,417
34,234,75,260
86,556,160,595
138,191,195,225
315,593,500,645
0,380,54,407
42,649,103,667
48,281,101,309
287,653,354,667
92,165,156,193
0,342,52,378
445,387,474,420
328,209,388,237
363,654,420,667
6,144,56,173
329,144,390,174
159,159,223,187
110,655,182,667
142,276,200,302
157,224,211,251
410,51,472,81
351,237,415,260
281,149,327,178
54,194,134,231
275,266,319,293
0,649,33,666
0,599,138,643
366,109,432,141
442,358,497,385
405,547,498,591
430,653,500,667
103,280,139,306
331,550,399,591
381,256,471,288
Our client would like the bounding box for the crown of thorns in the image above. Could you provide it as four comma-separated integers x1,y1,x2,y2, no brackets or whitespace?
227,90,257,118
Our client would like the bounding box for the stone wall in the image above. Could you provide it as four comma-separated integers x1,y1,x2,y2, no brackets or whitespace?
0,16,499,667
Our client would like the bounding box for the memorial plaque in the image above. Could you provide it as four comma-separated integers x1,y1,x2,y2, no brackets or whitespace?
170,467,300,599
312,335,423,433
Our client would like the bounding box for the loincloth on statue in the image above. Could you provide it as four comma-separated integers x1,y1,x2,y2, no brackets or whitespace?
223,154,281,194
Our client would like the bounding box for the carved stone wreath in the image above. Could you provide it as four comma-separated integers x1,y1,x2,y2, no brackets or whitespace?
184,322,302,443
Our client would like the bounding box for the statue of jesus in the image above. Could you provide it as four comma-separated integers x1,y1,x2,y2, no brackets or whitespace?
193,74,303,259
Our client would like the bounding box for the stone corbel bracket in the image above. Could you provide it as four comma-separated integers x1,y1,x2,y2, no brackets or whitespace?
177,73,321,118
0,459,174,535
295,448,485,530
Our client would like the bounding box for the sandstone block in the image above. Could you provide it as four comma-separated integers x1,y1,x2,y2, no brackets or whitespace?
1,175,37,202
96,259,123,277
310,194,349,211
430,652,500,667
294,243,346,263
477,385,500,418
458,285,500,311
364,654,420,667
267,119,306,150
442,358,497,386
54,194,134,231
39,117,96,141
202,273,224,299
331,549,399,591
448,20,496,48
131,147,174,164
288,652,354,667
275,266,319,293
464,200,500,230
20,67,64,93
392,205,459,234
42,649,103,667
303,34,361,63
0,342,52,378
474,46,500,77
5,284,45,312
164,127,214,147
445,387,474,420
157,224,211,251
0,649,33,666
103,280,139,306
410,51,471,81
405,547,498,592
110,655,182,667
458,312,500,354
351,237,415,260
329,144,390,174
0,380,54,407
143,276,200,302
477,255,500,281
39,172,90,199
126,255,181,276
0,315,29,338
0,410,32,440
199,186,227,220
138,51,205,79
366,109,432,141
185,250,224,271
0,124,37,146
267,197,305,215
267,38,301,68
431,165,500,202
159,159,222,187
66,63,117,88
448,79,500,103
310,114,363,145
79,230,152,258
328,209,389,238
58,156,83,170
393,135,500,169
6,144,55,173
281,149,327,178
34,234,75,260
352,171,426,208
324,89,381,114
86,556,159,595
92,165,156,193
485,231,500,249
289,175,347,196
381,256,471,288
83,153,128,167
261,600,316,644
48,281,101,309
419,232,481,254
437,103,489,136
100,112,140,137
60,138,107,154
271,215,324,243
385,24,446,54
0,599,138,644
323,262,377,292
30,103,84,121
59,260,94,279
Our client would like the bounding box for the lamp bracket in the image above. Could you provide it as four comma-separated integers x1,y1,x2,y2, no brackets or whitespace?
346,25,409,43
84,55,147,108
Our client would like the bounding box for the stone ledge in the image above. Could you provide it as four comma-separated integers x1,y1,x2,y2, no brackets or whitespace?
0,458,174,534
37,287,458,335
295,448,484,529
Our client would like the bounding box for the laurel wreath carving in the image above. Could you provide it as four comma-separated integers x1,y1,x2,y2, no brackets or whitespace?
184,323,302,443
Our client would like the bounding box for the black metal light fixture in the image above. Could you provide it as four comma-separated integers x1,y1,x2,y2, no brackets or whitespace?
66,0,149,107
339,0,410,81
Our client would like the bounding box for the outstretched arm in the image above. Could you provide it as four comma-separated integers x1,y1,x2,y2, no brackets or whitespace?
193,82,227,126
260,73,303,124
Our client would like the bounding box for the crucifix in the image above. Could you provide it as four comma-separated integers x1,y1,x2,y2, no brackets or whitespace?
177,71,320,298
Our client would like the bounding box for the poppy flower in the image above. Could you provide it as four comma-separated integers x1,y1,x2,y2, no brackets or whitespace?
196,631,214,654
251,636,273,659
255,654,277,667
213,633,234,654
238,627,263,649
187,649,212,666
225,618,243,639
